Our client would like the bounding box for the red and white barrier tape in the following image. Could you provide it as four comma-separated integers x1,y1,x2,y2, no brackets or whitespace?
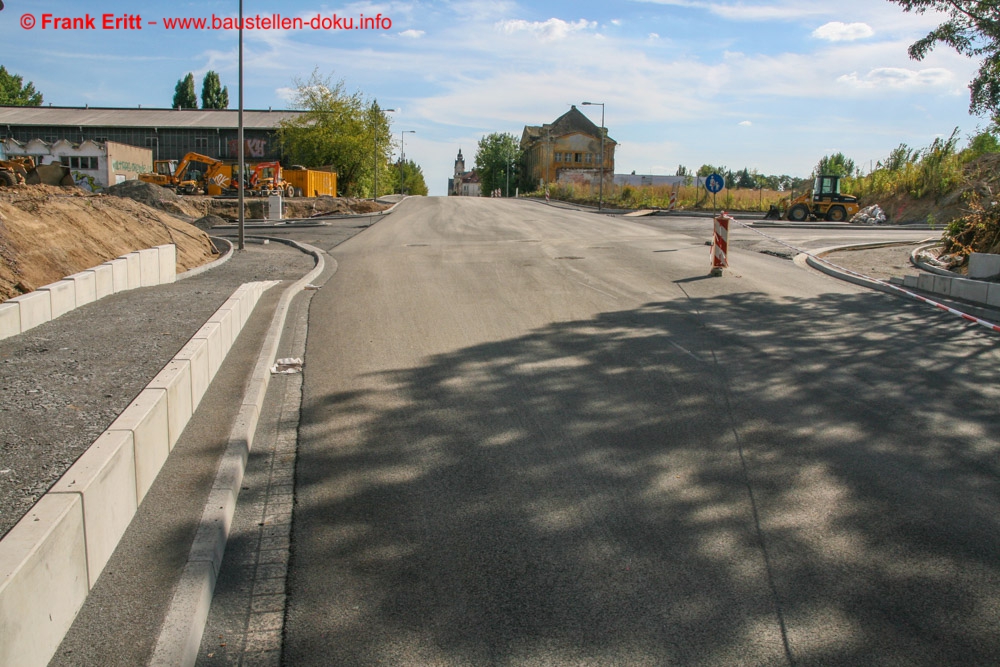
730,217,1000,335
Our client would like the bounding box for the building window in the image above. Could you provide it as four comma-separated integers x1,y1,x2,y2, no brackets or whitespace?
67,156,99,170
194,137,209,149
554,152,562,163
93,137,108,143
145,137,158,147
584,153,592,163
574,153,581,163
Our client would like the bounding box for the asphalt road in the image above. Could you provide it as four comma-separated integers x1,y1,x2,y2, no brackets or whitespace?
282,198,1000,666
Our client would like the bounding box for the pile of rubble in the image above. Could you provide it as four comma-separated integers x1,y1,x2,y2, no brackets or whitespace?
851,204,888,225
104,180,202,218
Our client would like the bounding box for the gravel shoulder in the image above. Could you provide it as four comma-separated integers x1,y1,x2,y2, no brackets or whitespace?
821,242,925,283
0,242,315,538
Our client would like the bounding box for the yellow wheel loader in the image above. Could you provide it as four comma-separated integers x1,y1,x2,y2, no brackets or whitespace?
786,174,859,222
0,144,74,187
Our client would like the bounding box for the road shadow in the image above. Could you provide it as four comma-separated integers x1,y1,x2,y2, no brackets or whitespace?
287,290,1000,666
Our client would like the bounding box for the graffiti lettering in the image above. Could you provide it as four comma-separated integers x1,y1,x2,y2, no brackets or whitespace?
111,160,150,173
227,138,267,158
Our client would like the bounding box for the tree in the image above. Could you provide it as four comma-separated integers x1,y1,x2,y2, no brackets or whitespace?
888,1,1000,117
173,73,197,109
276,70,393,197
0,66,42,106
697,164,727,177
474,132,521,196
201,71,229,109
815,153,856,177
391,159,428,196
675,165,689,177
736,167,757,188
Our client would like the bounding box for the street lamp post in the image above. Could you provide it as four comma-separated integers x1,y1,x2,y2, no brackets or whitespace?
582,101,605,212
374,106,396,201
399,130,415,195
237,0,245,250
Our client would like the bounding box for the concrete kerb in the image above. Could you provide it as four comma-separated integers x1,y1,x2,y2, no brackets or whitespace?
177,237,234,282
150,239,327,667
799,240,1000,322
0,278,278,667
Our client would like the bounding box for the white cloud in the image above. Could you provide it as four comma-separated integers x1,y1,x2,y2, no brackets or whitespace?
813,22,874,42
496,18,598,41
838,67,953,89
399,29,425,38
739,120,752,126
629,0,829,21
649,32,660,40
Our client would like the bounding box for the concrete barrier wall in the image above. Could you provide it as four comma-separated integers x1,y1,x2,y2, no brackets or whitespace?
0,244,179,341
905,272,1000,309
0,279,280,667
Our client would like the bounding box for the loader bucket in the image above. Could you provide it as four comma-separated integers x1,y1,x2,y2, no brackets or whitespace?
30,163,75,186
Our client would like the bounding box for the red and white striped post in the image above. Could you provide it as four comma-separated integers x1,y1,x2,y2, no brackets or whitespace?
668,188,678,211
711,211,732,276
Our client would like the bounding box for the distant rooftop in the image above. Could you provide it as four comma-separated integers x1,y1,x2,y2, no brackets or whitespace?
0,105,304,129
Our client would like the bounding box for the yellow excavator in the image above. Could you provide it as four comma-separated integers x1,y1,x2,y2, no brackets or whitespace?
0,144,74,187
786,174,860,222
139,152,222,194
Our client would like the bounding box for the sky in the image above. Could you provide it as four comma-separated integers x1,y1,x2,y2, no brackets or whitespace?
1,0,989,195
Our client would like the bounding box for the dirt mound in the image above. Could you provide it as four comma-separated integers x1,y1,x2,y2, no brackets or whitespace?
0,186,218,301
105,180,202,218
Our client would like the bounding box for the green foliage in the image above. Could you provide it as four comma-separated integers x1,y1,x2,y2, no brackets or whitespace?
847,128,965,200
815,152,856,177
276,70,394,197
0,66,42,106
391,159,428,196
173,73,197,109
964,126,1000,159
200,71,229,109
474,132,521,196
887,0,1000,117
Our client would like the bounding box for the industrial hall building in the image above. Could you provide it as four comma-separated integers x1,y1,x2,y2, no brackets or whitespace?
520,105,616,188
0,105,303,164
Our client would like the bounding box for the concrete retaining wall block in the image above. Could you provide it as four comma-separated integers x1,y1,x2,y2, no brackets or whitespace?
88,264,115,300
137,248,160,288
39,280,77,319
66,271,98,308
0,495,89,667
0,302,20,339
50,430,138,588
147,360,194,450
107,389,170,504
155,244,177,284
122,252,142,290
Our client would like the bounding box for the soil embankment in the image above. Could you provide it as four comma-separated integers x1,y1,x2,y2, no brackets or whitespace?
0,185,218,301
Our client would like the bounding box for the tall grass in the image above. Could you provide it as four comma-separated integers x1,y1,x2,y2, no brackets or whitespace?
846,128,964,202
541,181,792,212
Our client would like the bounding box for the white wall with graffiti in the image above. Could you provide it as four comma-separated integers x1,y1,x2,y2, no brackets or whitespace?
2,138,152,191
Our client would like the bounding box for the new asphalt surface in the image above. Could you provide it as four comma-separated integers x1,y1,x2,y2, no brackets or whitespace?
278,198,1000,666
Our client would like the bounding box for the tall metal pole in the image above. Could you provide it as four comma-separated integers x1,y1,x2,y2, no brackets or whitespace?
237,0,245,250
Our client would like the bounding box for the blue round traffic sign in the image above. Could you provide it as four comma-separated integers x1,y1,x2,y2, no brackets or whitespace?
705,173,724,194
